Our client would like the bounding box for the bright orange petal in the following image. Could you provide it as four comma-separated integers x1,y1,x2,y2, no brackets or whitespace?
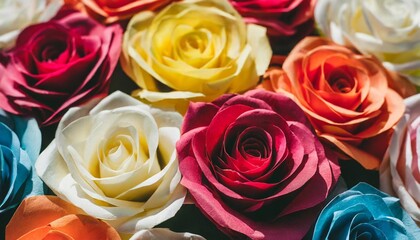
48,214,121,240
321,134,381,169
18,228,73,240
6,196,84,240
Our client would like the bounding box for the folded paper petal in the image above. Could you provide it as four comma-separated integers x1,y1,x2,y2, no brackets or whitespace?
0,110,43,233
36,91,186,233
0,0,63,49
121,0,272,108
313,183,420,239
0,10,123,126
6,195,121,240
177,89,340,239
380,93,420,224
229,0,316,54
260,37,405,169
129,228,206,240
315,0,420,86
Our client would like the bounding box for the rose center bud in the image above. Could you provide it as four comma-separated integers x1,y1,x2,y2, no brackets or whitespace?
181,33,205,52
40,43,67,62
349,220,384,240
95,126,147,179
216,126,273,183
331,78,352,93
106,137,132,165
33,31,69,63
240,136,268,159
173,27,212,69
328,71,355,94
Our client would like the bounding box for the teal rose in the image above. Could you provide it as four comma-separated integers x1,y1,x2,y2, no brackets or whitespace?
313,183,420,240
0,109,43,232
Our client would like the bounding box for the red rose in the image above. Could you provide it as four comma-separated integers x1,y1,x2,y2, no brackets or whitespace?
65,0,174,24
229,0,316,54
0,10,122,126
176,89,340,240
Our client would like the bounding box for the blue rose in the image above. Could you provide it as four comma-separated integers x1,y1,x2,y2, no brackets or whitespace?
0,110,43,230
313,183,420,240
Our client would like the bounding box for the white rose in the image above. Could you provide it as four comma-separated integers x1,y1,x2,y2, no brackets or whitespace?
380,93,420,223
315,0,420,85
0,0,63,49
129,228,206,240
36,91,186,233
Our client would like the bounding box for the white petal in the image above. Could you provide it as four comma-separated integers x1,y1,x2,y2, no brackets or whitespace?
247,24,272,76
129,228,206,240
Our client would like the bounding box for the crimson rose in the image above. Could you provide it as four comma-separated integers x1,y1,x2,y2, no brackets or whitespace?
176,90,340,239
229,0,316,54
0,10,122,126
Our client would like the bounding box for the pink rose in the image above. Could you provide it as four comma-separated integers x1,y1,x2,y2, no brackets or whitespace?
229,0,316,53
0,10,122,126
65,0,174,24
380,93,420,223
176,89,340,239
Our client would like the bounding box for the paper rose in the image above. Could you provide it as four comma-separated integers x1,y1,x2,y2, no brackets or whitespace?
313,183,420,239
0,0,63,49
129,228,205,240
0,109,43,231
260,37,405,169
176,89,340,239
6,195,121,240
0,10,122,126
229,0,316,54
380,93,420,223
65,0,174,24
121,0,272,105
315,0,420,86
36,91,186,233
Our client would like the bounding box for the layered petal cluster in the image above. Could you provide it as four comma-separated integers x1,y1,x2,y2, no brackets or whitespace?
66,0,174,23
380,93,420,223
6,195,121,240
0,10,122,126
176,89,340,239
36,91,186,233
121,0,272,105
261,37,405,169
316,0,420,85
313,183,420,239
229,0,316,54
0,109,43,230
129,228,205,240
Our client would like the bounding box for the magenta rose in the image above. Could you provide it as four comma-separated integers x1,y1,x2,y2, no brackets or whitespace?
176,89,341,240
229,0,316,54
0,10,122,126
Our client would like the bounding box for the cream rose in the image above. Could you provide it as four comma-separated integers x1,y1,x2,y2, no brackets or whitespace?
380,93,420,223
128,229,205,240
35,91,186,233
315,0,420,85
121,0,271,104
0,0,63,49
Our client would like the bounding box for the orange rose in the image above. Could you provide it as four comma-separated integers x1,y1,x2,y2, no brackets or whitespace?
6,196,121,240
66,0,175,23
260,37,405,169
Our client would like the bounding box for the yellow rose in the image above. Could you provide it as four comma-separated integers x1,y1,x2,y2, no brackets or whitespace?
121,0,272,105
